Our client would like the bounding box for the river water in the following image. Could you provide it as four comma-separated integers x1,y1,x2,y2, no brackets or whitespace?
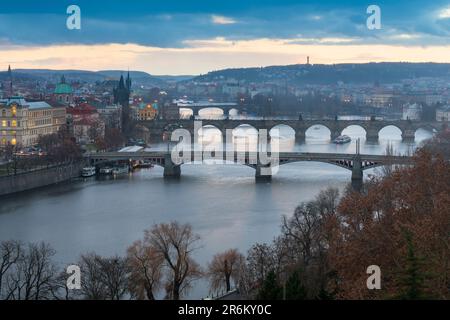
0,123,433,299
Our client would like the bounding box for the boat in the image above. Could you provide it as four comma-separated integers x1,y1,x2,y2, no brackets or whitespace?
99,166,113,174
333,135,351,144
81,166,96,177
112,166,129,175
139,160,154,168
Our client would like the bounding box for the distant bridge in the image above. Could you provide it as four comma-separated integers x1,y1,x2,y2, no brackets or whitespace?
140,119,445,143
85,150,414,182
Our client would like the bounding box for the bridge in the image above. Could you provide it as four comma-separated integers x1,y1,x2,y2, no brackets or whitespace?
176,102,240,117
140,119,445,143
85,150,414,182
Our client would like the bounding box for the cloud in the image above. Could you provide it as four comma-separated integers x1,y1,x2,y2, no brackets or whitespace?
438,6,450,19
2,39,450,75
211,15,237,25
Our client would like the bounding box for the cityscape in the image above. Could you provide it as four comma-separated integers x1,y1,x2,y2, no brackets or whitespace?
0,0,448,310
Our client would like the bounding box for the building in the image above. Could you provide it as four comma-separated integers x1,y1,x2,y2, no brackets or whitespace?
53,75,74,105
96,104,122,129
0,97,66,147
436,105,450,122
402,103,422,120
132,102,158,121
67,103,105,144
366,93,394,108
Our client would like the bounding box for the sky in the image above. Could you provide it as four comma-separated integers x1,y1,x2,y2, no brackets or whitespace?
0,0,450,75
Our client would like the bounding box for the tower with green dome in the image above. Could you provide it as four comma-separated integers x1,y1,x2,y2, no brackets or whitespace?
54,75,74,105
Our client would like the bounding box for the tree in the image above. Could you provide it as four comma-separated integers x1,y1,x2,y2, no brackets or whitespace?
279,188,339,299
0,240,22,298
207,249,244,293
78,253,129,300
245,243,278,288
87,119,104,143
285,269,307,300
126,240,164,300
104,127,125,150
144,222,202,300
4,242,58,300
327,149,450,299
256,270,282,300
397,231,428,300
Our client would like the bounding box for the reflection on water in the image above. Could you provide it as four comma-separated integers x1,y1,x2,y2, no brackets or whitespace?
0,115,435,299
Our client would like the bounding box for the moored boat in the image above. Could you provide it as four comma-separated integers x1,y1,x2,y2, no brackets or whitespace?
333,135,351,144
99,166,113,174
81,166,96,177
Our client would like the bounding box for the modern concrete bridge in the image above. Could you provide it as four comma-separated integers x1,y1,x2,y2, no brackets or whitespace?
85,150,414,182
140,119,444,143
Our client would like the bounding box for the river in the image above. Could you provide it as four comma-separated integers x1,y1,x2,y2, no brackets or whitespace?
0,124,433,299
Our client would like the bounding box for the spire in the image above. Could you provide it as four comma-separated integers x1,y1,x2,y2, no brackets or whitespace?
7,65,13,97
119,75,125,89
61,75,66,84
126,69,132,91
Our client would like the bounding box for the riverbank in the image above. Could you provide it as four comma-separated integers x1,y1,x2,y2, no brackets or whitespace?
0,162,84,196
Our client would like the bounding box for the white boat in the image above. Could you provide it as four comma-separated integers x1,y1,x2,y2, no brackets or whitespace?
333,135,351,144
112,166,129,175
81,166,96,177
99,166,113,174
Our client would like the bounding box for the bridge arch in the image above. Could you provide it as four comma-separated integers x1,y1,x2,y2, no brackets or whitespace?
414,126,437,142
198,107,225,119
269,124,295,140
305,124,332,141
179,107,193,119
228,108,239,116
378,125,403,141
341,125,367,139
197,125,223,144
232,124,259,152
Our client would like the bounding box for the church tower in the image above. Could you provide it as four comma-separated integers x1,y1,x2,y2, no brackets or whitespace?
113,73,131,107
7,65,13,97
126,70,132,92
113,72,132,133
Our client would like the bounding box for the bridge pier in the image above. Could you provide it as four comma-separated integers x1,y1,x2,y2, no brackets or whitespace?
401,130,415,143
163,154,181,178
295,131,305,144
255,163,272,182
331,130,341,141
351,157,363,181
366,128,379,143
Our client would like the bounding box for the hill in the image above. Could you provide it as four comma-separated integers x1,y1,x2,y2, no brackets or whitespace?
192,62,450,85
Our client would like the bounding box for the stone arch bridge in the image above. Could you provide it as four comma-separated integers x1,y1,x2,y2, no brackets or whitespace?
140,119,444,143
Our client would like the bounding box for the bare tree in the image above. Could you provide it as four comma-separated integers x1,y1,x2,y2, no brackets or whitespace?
97,256,129,300
126,240,164,300
0,240,22,298
245,243,278,288
207,249,244,293
144,222,202,300
4,242,58,300
78,253,129,300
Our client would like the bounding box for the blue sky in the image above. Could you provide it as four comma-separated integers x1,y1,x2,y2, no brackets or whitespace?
1,1,450,74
